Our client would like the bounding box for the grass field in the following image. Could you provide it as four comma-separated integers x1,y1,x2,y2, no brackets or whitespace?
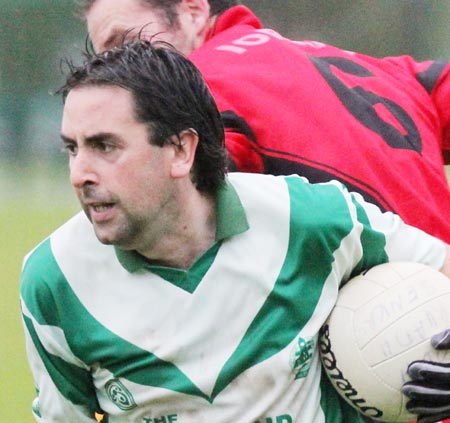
1,164,78,423
2,165,449,423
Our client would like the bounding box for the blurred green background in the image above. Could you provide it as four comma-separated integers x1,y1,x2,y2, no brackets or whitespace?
2,1,450,422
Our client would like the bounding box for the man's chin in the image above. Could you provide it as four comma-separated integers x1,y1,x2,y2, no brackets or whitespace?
92,225,116,245
94,234,115,245
93,229,135,250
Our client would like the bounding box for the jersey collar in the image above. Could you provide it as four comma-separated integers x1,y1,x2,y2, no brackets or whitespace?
115,177,249,273
204,5,263,42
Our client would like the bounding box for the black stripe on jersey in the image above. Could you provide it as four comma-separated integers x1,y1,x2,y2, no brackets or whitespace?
416,61,449,94
221,110,257,142
220,110,394,212
262,155,392,213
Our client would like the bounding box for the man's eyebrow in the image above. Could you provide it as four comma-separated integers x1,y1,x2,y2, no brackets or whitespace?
102,29,127,50
60,133,118,144
61,134,75,144
103,25,145,50
103,33,119,50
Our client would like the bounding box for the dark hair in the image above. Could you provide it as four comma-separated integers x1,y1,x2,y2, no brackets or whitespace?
80,0,239,25
59,40,227,194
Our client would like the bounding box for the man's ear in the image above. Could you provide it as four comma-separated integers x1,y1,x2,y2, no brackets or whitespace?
170,129,199,179
179,0,211,33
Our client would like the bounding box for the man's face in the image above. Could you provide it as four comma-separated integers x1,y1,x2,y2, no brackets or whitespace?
86,0,200,55
61,85,178,252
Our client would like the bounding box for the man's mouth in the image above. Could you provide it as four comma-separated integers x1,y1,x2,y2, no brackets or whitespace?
86,202,117,223
91,203,114,212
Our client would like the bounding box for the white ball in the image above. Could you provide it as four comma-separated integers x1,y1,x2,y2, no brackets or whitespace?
320,262,450,422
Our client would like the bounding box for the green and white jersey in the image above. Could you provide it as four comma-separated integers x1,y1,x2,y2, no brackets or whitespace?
20,173,446,423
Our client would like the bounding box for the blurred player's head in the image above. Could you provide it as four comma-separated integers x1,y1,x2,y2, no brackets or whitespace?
60,40,227,196
82,0,239,54
81,0,239,19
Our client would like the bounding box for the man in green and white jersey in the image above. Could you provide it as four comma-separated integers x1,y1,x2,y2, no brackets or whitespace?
20,40,450,423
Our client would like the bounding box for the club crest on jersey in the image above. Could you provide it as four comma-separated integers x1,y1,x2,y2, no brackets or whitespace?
105,379,137,411
291,336,314,379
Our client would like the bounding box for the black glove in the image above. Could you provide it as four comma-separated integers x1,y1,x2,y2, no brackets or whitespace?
402,329,450,423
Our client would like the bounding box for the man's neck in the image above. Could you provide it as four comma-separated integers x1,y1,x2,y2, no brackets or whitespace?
195,15,218,50
137,187,217,270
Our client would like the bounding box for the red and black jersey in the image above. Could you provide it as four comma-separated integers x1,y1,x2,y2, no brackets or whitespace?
190,5,450,243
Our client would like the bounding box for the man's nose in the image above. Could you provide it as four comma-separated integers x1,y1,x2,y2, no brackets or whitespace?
69,151,98,189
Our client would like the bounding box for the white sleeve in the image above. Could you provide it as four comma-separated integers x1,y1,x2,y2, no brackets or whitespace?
22,316,98,423
351,190,447,270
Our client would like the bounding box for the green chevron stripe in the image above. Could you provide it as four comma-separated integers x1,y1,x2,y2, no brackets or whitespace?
21,239,209,402
348,196,388,279
320,369,365,423
21,239,61,327
211,177,355,399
